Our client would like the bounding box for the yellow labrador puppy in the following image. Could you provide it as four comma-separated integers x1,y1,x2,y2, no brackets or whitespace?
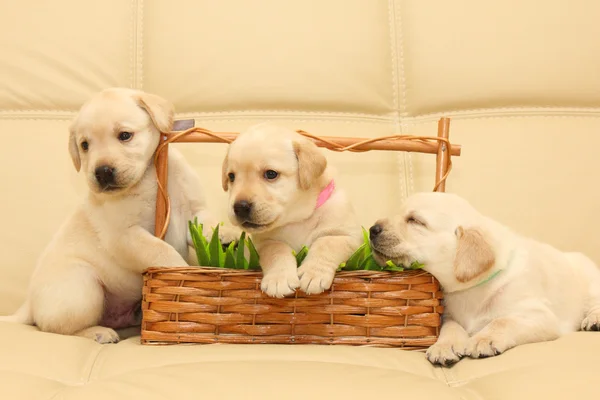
369,192,600,366
0,88,236,343
222,123,362,297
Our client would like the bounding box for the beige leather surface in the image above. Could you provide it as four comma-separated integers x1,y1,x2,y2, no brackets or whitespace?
397,1,600,114
0,321,596,400
0,0,599,399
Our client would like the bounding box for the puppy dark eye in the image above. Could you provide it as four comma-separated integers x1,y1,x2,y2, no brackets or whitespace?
228,173,235,183
406,216,426,227
81,141,89,151
264,170,279,180
118,132,133,142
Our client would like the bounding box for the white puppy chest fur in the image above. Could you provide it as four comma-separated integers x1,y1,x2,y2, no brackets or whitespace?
370,192,600,366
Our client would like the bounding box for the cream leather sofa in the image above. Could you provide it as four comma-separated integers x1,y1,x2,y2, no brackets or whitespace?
1,1,599,399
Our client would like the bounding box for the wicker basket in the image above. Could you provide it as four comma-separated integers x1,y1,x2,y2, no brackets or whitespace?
140,118,461,349
141,267,443,348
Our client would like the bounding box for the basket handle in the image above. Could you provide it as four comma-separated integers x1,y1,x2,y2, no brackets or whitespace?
153,118,459,239
435,118,451,193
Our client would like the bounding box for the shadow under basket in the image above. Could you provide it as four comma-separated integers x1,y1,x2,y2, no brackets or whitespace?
141,267,444,349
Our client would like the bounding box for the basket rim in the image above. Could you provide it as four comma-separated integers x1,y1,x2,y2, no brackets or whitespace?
143,265,432,279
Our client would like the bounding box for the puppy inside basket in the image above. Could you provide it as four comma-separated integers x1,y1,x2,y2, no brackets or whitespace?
220,122,363,298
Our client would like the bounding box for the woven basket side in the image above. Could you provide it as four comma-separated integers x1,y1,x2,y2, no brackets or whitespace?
141,267,442,348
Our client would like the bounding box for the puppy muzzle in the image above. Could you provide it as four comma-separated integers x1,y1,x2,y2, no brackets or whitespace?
92,164,130,193
95,165,115,188
233,200,252,220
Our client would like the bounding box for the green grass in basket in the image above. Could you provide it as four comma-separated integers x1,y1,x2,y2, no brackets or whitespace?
188,218,423,272
188,218,259,270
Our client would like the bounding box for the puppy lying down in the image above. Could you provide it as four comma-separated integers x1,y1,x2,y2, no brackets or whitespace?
369,192,600,366
222,123,362,297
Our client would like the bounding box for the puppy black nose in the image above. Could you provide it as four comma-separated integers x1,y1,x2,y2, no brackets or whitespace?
233,200,252,219
95,165,115,187
369,224,383,238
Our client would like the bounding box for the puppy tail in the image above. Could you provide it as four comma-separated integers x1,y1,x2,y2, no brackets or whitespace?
0,300,33,325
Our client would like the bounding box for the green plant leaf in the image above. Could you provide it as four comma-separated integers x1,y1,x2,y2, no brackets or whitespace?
189,220,210,266
362,226,370,246
235,231,249,270
199,230,209,249
247,237,260,269
409,261,425,270
188,220,199,248
356,245,369,267
295,246,309,266
381,260,403,271
343,243,367,270
187,222,423,272
384,265,405,272
363,242,372,259
360,256,381,271
208,224,224,267
224,241,237,269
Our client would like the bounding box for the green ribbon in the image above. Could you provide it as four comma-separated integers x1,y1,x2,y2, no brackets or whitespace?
473,269,503,288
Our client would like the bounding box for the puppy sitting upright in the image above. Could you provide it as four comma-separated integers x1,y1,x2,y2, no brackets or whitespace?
0,88,236,343
222,123,362,297
369,192,600,366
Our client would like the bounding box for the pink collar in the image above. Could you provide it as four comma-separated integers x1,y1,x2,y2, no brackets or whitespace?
316,180,335,209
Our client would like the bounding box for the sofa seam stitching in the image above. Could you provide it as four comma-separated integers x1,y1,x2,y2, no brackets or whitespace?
2,108,599,117
166,110,394,117
394,0,413,195
0,116,393,123
2,112,600,123
3,115,600,123
387,0,404,201
389,0,410,201
84,345,106,384
47,388,67,400
129,0,135,89
0,118,74,121
393,0,407,118
395,3,414,194
399,113,600,124
0,110,390,117
415,105,600,118
137,0,144,89
387,0,399,115
89,359,435,380
184,118,394,124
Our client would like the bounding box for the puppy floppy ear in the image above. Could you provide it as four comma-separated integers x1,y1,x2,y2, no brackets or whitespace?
68,122,81,172
293,138,327,190
221,149,230,191
453,226,495,283
134,92,175,132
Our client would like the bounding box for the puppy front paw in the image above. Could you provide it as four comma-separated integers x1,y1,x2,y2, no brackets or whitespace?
581,312,600,331
219,224,243,247
197,224,242,247
426,341,467,367
261,266,300,298
465,335,513,359
298,261,335,295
